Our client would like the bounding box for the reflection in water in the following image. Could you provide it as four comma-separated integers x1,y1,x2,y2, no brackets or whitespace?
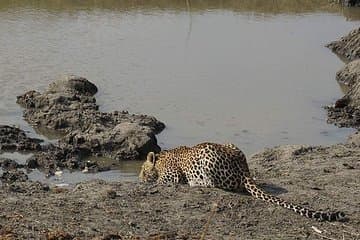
0,154,141,185
86,156,144,173
28,168,139,186
0,0,359,182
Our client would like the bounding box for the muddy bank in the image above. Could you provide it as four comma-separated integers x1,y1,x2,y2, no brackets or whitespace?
326,28,360,129
335,59,360,87
0,143,359,239
326,60,360,128
14,75,165,175
326,27,360,62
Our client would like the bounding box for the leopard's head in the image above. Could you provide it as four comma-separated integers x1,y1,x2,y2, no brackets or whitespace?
139,152,159,183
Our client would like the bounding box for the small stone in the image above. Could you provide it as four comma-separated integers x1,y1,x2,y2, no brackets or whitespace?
107,190,117,199
26,158,39,169
128,221,137,228
0,170,28,183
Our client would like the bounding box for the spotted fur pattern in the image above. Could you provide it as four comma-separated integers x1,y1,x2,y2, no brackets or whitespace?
139,142,345,222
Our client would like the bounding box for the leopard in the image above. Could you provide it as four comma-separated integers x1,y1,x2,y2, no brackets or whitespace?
139,142,346,222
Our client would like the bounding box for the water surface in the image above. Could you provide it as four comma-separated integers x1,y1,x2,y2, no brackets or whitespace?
0,0,359,183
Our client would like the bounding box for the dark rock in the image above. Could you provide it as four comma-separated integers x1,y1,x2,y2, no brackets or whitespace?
0,125,43,152
334,97,350,108
26,158,39,169
17,75,164,134
292,146,316,156
0,158,23,170
93,234,122,240
327,80,360,128
16,75,165,174
6,181,50,194
17,89,99,133
61,121,161,161
47,75,98,96
27,144,90,173
0,170,28,183
107,190,117,199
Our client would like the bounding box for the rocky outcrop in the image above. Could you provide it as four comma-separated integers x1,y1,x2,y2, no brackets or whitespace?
17,75,164,134
0,125,42,151
336,59,360,87
60,121,161,161
14,75,165,175
326,29,360,128
326,61,360,128
17,75,100,132
0,158,24,170
326,28,360,62
326,81,360,128
25,144,85,174
0,169,28,183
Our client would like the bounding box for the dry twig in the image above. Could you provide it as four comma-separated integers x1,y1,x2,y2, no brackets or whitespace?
200,200,219,240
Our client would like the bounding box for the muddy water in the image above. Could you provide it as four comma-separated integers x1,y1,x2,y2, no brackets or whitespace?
0,0,359,183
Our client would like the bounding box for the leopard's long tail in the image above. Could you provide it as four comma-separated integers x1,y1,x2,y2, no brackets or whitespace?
243,176,345,222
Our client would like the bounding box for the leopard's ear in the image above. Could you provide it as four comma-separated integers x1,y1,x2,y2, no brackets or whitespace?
147,152,156,165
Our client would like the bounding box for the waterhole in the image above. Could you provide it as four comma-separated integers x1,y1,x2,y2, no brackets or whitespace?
0,0,359,184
